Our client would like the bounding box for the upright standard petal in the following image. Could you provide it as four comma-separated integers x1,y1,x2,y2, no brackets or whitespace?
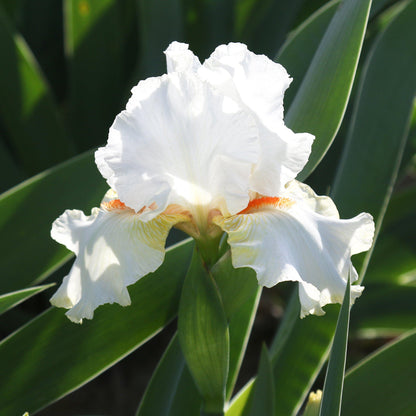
215,181,375,317
164,41,201,73
201,42,314,196
95,72,259,222
50,198,188,323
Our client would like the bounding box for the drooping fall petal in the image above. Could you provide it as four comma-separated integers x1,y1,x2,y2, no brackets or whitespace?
50,200,188,323
215,181,374,317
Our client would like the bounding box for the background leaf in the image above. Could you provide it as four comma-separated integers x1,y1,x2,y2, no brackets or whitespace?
0,8,74,174
277,0,339,107
0,239,193,416
0,151,106,294
0,284,54,316
245,345,275,416
64,0,124,150
342,330,416,416
138,0,183,77
286,0,372,180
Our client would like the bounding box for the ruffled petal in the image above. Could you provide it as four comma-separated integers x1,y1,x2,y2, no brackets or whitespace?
95,72,259,220
50,202,188,323
215,185,374,317
250,124,313,196
202,43,291,128
201,42,314,195
164,41,201,73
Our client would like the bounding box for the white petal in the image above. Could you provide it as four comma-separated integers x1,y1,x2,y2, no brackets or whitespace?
50,206,186,323
164,41,201,73
203,43,291,128
215,192,374,317
250,125,313,196
95,72,259,219
201,43,314,194
284,180,340,218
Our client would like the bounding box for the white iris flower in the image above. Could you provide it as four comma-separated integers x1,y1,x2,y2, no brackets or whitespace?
50,42,375,323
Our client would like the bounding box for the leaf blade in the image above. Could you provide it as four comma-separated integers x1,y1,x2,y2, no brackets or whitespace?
342,330,416,416
0,150,107,294
286,0,372,180
319,278,351,416
178,248,229,413
0,284,55,316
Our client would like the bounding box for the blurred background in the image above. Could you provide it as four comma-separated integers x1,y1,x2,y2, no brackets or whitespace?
0,0,415,414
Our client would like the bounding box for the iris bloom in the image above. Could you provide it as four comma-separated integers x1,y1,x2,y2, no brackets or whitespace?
51,42,374,323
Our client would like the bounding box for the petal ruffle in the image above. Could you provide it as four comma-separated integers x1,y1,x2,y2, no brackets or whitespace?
50,203,187,323
164,41,201,73
95,71,259,220
215,183,374,317
203,43,291,128
201,42,314,195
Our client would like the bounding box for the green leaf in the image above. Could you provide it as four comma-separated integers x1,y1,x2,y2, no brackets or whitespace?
277,0,339,108
178,248,229,413
237,0,306,57
0,284,54,316
0,150,107,294
246,345,275,416
64,0,124,150
233,4,416,413
211,253,261,399
137,250,260,415
18,0,67,101
226,295,338,416
136,335,188,416
332,0,416,221
0,136,23,192
0,8,74,174
286,0,372,180
0,239,193,416
350,284,416,337
362,184,416,286
331,0,416,282
136,273,260,415
271,300,339,415
184,0,233,59
227,2,416,412
319,278,351,416
342,330,416,416
138,0,183,77
226,381,253,416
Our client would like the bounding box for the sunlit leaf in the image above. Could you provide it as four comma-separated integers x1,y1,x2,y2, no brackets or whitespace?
0,239,193,415
0,284,54,316
319,278,350,416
